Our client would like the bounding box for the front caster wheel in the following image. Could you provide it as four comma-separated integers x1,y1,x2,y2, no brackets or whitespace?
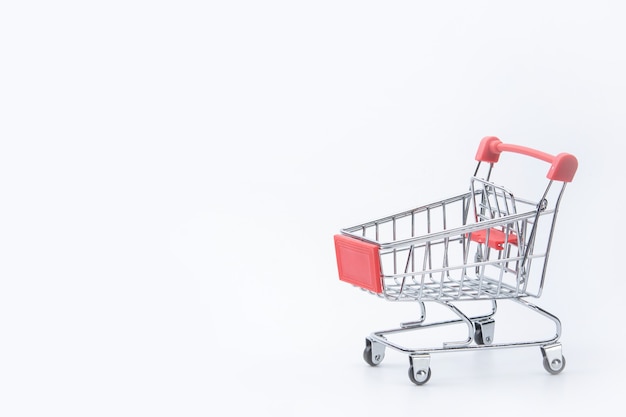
543,355,566,375
363,338,385,366
541,344,566,375
408,366,432,385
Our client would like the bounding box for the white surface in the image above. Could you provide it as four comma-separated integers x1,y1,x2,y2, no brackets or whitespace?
1,1,624,415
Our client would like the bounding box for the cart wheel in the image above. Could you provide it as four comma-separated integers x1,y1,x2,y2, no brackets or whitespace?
363,339,385,366
474,319,495,345
543,355,566,375
408,366,432,386
475,327,485,345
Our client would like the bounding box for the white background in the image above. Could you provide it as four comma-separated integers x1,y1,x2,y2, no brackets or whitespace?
1,1,624,415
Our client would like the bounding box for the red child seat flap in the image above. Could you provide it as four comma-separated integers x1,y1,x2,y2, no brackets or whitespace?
469,228,518,250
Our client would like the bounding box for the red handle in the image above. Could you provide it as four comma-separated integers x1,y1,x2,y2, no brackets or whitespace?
475,136,578,182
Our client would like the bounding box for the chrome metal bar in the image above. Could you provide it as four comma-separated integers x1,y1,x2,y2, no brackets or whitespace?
440,301,473,347
369,298,561,355
383,254,543,279
374,210,546,251
512,298,561,341
400,301,426,328
342,192,471,233
537,182,567,297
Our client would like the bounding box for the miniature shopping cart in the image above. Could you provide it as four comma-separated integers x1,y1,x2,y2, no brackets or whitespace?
334,136,578,385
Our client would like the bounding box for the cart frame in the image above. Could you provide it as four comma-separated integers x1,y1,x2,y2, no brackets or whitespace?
334,136,578,385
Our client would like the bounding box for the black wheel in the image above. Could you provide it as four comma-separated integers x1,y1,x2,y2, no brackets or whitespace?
474,319,494,345
543,355,566,375
408,366,432,385
363,340,384,366
474,326,485,345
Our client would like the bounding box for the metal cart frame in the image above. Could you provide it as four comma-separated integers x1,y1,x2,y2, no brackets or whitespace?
334,136,578,385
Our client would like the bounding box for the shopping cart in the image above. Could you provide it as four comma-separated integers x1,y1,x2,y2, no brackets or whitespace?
334,136,578,385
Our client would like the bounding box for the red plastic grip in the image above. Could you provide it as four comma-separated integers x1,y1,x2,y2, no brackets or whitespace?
475,136,578,182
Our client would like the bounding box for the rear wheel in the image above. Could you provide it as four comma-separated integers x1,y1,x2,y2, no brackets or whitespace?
363,339,385,366
408,366,431,385
543,355,566,375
